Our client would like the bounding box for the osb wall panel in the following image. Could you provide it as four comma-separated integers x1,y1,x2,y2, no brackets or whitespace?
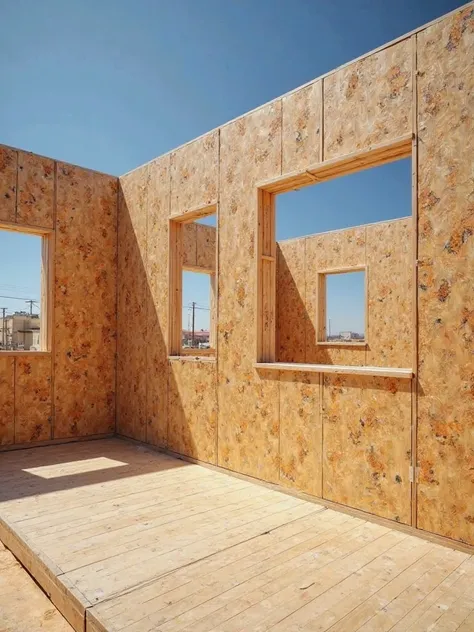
182,223,216,271
182,222,197,267
14,356,51,444
17,151,54,228
324,38,412,159
0,146,17,222
277,219,412,368
117,165,148,441
279,371,322,496
218,103,282,482
276,239,306,363
196,223,216,270
0,358,14,446
170,131,219,217
54,163,117,438
168,360,217,464
305,226,366,366
323,375,412,524
146,156,171,447
282,81,321,173
366,219,412,367
416,8,474,546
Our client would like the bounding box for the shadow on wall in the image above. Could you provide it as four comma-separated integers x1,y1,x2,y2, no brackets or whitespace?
115,179,202,464
277,243,366,366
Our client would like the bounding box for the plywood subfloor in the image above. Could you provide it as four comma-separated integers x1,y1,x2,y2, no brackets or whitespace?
0,439,473,632
0,540,72,632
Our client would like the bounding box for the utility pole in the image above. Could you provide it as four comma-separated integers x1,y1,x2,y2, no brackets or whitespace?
25,299,34,315
1,308,7,349
191,302,196,348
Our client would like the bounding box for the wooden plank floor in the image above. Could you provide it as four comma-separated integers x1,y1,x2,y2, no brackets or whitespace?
0,439,473,632
0,539,72,632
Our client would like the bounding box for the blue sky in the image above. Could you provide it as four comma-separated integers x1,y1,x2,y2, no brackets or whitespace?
0,0,464,332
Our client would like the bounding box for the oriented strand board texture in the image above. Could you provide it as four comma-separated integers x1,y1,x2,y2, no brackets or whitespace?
117,165,148,441
416,8,474,546
182,222,197,267
170,131,219,216
282,81,322,173
14,356,52,443
17,151,54,228
0,147,118,448
277,220,412,367
323,375,412,524
218,103,282,482
0,145,16,222
0,357,14,445
118,157,218,450
196,223,216,270
146,156,170,447
182,223,216,270
366,219,412,367
168,360,217,463
279,371,322,496
276,240,306,362
54,164,117,438
305,226,367,366
324,38,412,159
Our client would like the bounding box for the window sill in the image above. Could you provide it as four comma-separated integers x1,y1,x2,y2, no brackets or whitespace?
254,362,413,379
169,355,216,364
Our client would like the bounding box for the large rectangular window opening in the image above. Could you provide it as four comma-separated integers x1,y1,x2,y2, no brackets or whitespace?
256,137,413,366
0,226,52,352
169,205,217,357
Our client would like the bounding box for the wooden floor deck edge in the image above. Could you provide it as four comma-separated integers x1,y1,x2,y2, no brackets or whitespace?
115,435,474,556
0,514,91,632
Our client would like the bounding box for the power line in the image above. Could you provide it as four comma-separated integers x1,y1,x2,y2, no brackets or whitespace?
183,304,210,312
0,294,38,302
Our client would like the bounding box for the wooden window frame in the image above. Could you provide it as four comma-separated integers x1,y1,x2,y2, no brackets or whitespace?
0,222,53,355
315,265,368,347
168,204,217,358
255,133,414,366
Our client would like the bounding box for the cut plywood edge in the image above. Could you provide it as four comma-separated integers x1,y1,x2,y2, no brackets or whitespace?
0,515,91,632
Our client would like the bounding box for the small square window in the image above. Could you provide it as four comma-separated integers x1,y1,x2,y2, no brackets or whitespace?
317,268,366,345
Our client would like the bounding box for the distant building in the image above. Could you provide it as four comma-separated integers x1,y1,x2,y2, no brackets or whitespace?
1,312,41,350
182,329,209,348
339,331,364,341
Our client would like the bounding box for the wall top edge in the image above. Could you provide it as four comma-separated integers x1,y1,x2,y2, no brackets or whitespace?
0,142,118,181
121,1,473,179
276,216,412,246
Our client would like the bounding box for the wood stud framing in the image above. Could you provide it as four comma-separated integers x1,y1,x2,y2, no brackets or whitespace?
256,189,276,362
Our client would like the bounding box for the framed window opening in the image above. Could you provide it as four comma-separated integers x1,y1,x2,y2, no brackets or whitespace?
0,223,53,354
316,266,367,346
255,134,414,367
169,204,217,358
